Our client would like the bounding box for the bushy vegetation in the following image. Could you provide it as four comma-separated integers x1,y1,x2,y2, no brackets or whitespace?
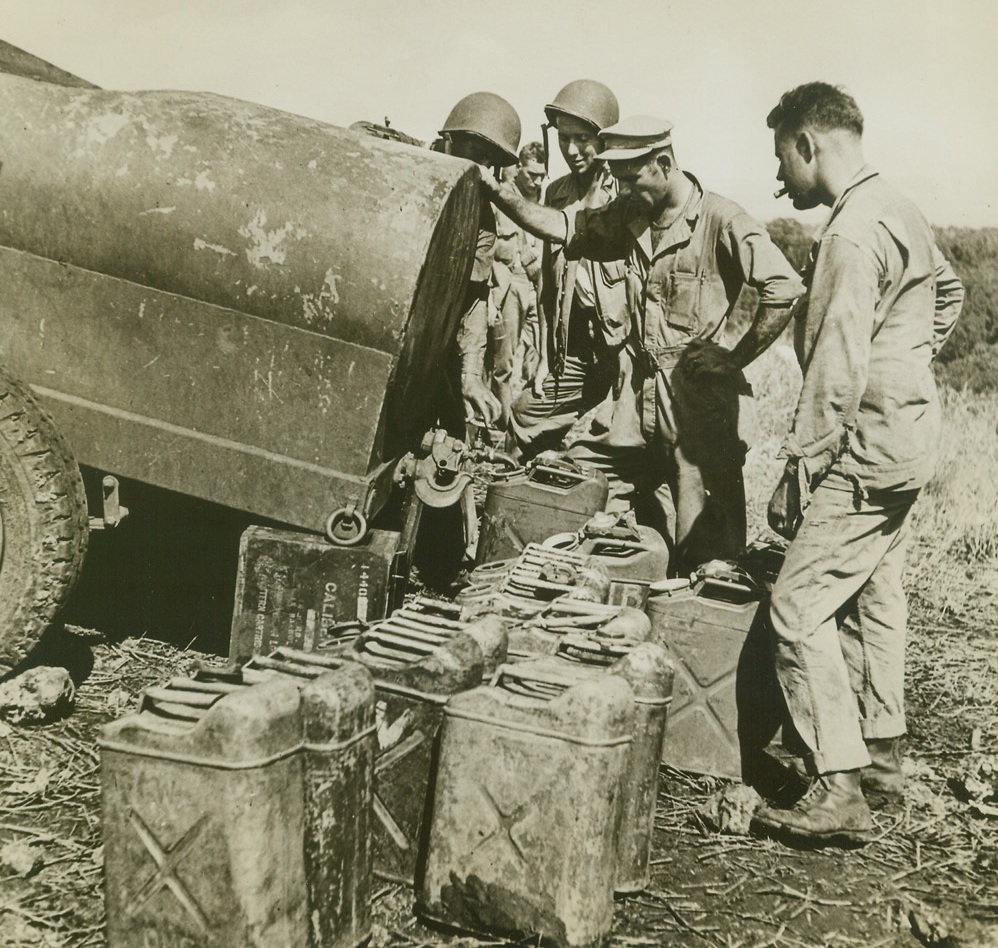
752,219,998,394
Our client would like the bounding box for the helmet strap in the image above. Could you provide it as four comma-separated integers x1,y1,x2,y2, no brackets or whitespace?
541,121,553,174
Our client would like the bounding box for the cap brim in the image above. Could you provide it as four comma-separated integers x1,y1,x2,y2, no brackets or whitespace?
596,144,655,161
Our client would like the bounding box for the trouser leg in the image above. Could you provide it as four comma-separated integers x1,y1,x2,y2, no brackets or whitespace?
769,476,917,774
509,355,612,459
488,284,525,429
838,498,915,740
660,361,747,575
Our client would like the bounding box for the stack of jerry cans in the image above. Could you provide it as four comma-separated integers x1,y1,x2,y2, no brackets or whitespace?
646,546,785,780
475,458,608,565
418,669,635,948
100,663,375,948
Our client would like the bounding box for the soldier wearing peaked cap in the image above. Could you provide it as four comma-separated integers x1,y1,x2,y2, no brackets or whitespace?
479,115,805,576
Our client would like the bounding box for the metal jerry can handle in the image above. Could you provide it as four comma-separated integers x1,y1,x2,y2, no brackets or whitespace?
528,459,589,490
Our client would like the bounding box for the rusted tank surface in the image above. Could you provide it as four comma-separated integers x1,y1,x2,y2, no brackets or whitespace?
0,73,479,531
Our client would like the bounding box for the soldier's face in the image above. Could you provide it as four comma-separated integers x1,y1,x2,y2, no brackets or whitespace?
515,160,546,199
774,128,821,210
609,153,667,209
557,116,600,177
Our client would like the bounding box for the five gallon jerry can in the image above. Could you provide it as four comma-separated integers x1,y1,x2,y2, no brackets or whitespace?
229,525,407,663
511,637,674,892
575,511,671,610
475,456,608,564
646,561,783,781
419,667,635,948
333,621,498,885
100,663,375,948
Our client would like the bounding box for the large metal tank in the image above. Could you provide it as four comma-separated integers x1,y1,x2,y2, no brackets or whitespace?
0,73,479,532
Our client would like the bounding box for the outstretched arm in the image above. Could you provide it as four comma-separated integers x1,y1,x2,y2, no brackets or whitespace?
478,169,568,244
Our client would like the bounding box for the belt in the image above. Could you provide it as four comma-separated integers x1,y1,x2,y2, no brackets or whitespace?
635,341,688,372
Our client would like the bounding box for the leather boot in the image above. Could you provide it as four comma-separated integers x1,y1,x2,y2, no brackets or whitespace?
862,737,904,806
752,770,873,846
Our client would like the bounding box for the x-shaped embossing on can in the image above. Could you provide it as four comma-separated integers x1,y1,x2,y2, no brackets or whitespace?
126,806,210,935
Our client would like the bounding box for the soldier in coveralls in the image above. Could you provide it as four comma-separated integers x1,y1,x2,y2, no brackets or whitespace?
436,92,522,429
509,79,628,459
480,116,804,575
751,83,964,846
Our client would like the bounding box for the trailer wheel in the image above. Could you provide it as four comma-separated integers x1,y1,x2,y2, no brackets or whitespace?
0,366,89,674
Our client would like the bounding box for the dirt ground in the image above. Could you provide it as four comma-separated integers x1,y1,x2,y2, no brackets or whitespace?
1,485,997,947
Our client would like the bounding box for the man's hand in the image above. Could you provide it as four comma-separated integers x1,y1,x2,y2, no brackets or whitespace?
474,163,502,199
683,338,740,377
768,462,803,540
530,357,549,398
613,346,631,399
462,373,501,426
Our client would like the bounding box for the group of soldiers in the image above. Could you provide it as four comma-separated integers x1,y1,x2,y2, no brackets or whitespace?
428,79,965,848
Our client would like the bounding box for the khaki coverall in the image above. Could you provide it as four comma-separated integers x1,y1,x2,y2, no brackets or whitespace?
509,167,628,457
457,200,502,396
562,173,804,574
491,209,541,423
769,167,964,775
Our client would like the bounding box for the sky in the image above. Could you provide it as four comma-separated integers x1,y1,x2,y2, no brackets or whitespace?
2,0,997,228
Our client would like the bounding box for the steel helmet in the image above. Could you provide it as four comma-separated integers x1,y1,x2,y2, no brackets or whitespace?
544,79,619,132
439,92,521,166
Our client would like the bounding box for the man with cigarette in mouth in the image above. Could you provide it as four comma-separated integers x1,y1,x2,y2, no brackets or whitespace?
752,82,964,845
477,115,804,574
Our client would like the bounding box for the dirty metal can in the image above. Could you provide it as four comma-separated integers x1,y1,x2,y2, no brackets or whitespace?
229,525,406,663
544,513,670,610
100,663,376,948
331,622,495,885
510,637,674,893
646,565,782,780
475,458,608,565
419,669,635,948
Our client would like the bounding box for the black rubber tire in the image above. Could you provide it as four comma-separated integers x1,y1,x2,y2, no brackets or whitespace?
0,365,89,674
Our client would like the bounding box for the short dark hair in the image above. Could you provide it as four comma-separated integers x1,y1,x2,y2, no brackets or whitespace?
767,82,863,137
519,141,545,165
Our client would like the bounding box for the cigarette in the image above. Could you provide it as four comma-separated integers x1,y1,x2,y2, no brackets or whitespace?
773,186,789,199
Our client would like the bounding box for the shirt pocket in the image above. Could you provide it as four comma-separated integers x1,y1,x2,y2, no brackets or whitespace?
595,261,629,343
666,270,704,333
598,260,627,285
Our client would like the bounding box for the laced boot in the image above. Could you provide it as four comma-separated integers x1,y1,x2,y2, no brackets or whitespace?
751,770,873,846
862,737,904,806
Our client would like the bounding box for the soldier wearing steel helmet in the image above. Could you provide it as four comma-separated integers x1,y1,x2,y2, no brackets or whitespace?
508,79,629,459
436,92,522,429
481,115,805,575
